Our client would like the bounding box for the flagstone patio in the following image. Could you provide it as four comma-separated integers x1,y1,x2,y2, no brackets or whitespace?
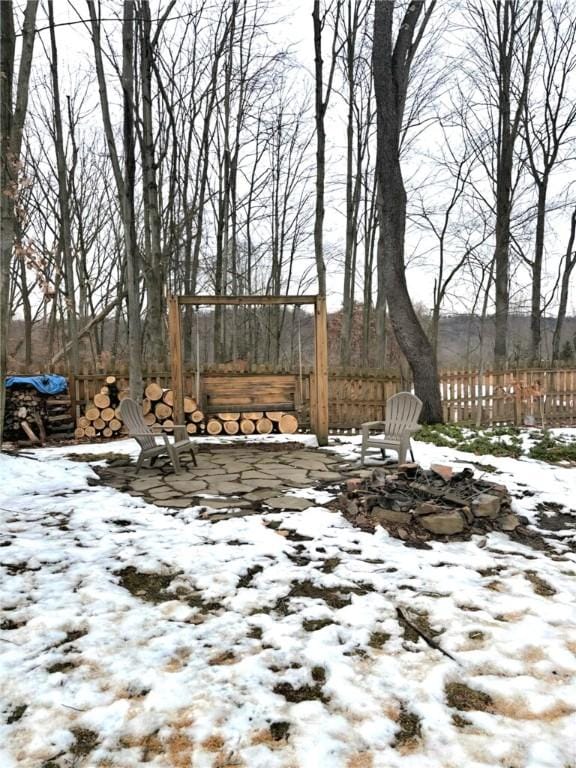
93,442,360,518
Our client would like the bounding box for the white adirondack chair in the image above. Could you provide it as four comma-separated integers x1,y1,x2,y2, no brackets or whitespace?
119,398,197,474
360,392,422,465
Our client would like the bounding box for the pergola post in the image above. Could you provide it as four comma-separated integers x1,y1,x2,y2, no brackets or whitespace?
168,295,185,441
314,295,329,446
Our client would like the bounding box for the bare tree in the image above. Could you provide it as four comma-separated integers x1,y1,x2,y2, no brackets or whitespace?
522,0,576,362
0,0,38,445
466,0,543,367
313,0,343,297
372,0,443,422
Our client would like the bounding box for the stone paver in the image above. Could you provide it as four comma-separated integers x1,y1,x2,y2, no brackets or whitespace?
218,461,254,472
205,480,254,495
243,489,277,502
147,488,184,500
162,498,195,508
288,458,333,472
200,499,251,509
102,445,353,514
165,479,208,494
239,478,285,490
309,471,343,481
262,496,314,511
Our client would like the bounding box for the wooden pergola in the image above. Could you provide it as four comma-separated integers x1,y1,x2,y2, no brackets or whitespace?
167,294,329,445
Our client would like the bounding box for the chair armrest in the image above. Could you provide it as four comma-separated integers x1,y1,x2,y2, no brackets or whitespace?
362,421,386,429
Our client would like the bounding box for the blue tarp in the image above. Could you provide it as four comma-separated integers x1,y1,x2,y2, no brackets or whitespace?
5,375,68,395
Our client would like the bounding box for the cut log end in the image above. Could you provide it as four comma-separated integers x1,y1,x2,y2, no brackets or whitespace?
279,414,298,434
145,382,163,401
206,418,223,435
240,418,255,435
256,417,273,434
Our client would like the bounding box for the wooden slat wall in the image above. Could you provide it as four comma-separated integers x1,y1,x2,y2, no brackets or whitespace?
70,366,576,431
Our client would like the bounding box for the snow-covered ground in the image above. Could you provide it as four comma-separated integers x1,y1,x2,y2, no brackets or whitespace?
1,432,575,768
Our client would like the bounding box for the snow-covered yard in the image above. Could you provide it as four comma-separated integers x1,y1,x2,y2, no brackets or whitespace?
1,432,575,768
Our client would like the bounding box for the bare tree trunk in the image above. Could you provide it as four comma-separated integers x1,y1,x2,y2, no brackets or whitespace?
0,0,38,446
48,1,80,375
313,0,342,297
122,0,143,399
372,0,442,423
552,206,576,363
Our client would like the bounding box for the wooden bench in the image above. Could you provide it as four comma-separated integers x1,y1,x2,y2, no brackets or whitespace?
200,374,299,414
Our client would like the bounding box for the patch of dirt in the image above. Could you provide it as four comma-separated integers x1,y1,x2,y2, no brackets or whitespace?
369,631,390,648
493,698,574,721
71,728,99,757
67,452,131,465
451,713,472,728
302,618,335,632
202,734,225,751
346,754,374,768
208,650,236,665
445,682,493,712
311,666,326,683
237,565,263,589
273,680,329,704
47,661,76,674
6,704,26,724
535,501,565,513
247,626,263,639
477,566,506,577
392,705,422,749
270,721,290,741
536,511,576,532
523,571,556,596
287,553,310,566
320,557,341,573
117,566,176,603
0,618,23,630
275,579,372,614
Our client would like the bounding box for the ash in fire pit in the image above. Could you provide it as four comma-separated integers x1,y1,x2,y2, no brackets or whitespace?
339,463,521,545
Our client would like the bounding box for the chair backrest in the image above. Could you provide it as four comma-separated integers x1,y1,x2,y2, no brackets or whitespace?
384,392,423,438
119,398,156,451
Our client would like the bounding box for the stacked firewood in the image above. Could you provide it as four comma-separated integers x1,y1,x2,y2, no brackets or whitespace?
141,383,204,434
75,379,299,438
75,376,124,439
204,411,299,436
4,387,74,442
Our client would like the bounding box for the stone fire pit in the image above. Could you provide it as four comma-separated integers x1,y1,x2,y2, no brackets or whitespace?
340,463,521,544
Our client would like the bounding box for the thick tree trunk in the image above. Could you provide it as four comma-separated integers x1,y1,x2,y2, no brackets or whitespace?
372,1,442,423
0,0,38,446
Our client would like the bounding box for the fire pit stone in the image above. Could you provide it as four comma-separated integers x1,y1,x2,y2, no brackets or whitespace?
472,493,501,518
338,463,520,543
420,511,466,535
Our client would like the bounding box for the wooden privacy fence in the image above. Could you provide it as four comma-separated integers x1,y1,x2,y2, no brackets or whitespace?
69,367,576,431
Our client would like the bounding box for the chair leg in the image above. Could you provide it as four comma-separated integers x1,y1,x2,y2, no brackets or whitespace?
360,429,368,465
190,447,197,466
169,448,182,474
135,453,145,474
409,442,415,463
